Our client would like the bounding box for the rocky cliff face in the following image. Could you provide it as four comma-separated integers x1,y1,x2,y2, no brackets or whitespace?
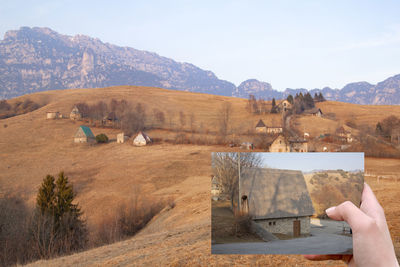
0,27,235,99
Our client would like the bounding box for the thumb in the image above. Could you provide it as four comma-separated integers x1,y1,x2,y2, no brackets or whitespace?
325,201,368,230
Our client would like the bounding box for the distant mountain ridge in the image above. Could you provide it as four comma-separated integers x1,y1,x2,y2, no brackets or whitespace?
1,27,400,104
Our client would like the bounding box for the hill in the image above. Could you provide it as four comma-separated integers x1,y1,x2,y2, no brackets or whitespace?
0,86,399,265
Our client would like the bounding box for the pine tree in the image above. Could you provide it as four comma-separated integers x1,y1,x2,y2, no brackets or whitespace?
36,175,56,215
287,94,294,104
271,98,277,113
33,172,87,257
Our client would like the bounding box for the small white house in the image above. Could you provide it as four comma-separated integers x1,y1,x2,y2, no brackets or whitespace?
117,133,128,144
46,111,60,119
133,132,152,146
70,106,82,120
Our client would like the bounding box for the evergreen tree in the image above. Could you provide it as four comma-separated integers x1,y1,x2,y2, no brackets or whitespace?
376,122,383,136
36,175,56,215
318,92,326,101
304,92,315,109
287,94,294,104
33,172,87,257
270,98,277,113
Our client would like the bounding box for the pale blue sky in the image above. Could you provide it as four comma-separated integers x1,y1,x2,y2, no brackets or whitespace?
261,152,364,172
1,1,400,90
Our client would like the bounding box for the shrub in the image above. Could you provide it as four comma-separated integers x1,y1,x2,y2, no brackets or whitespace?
96,133,109,143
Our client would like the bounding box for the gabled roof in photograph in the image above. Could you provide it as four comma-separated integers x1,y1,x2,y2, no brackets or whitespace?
240,167,314,220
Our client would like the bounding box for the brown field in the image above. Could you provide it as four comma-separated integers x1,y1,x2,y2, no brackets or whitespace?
0,86,399,266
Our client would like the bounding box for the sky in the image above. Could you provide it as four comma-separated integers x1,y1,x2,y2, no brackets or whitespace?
1,1,400,90
260,152,364,172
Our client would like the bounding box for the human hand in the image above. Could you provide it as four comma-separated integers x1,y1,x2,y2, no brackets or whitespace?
304,183,399,267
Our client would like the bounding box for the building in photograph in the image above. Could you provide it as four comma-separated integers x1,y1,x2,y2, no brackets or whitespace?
268,134,289,152
255,119,267,133
46,111,60,119
239,167,314,237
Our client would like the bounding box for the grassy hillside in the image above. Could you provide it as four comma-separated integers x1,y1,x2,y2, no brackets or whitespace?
1,86,399,265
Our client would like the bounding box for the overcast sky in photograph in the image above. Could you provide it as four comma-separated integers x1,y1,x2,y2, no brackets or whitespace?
260,152,364,172
1,0,400,90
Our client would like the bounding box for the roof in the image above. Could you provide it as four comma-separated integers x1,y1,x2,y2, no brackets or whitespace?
255,119,266,128
76,126,95,138
304,107,322,114
239,167,314,220
134,131,151,142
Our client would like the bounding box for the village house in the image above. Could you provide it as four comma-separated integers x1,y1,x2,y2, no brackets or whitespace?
74,125,95,143
267,126,283,134
278,100,292,112
117,132,128,143
133,131,152,146
70,106,82,120
255,119,267,133
289,138,308,152
239,167,314,237
336,126,353,143
268,134,289,152
46,111,60,119
304,107,323,117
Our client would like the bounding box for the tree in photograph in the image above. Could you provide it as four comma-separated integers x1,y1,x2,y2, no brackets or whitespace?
189,113,196,133
303,92,315,109
218,102,232,137
212,152,262,209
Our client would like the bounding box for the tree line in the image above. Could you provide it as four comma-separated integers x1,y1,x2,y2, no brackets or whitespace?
246,92,325,115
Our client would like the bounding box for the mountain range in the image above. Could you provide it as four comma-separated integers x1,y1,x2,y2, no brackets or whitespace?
1,26,400,105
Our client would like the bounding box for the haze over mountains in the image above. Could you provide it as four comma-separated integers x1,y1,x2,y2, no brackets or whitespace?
1,27,400,104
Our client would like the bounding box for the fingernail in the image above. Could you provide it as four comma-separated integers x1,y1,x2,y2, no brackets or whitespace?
325,207,336,214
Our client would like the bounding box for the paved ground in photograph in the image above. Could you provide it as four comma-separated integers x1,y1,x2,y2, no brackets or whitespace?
212,219,352,255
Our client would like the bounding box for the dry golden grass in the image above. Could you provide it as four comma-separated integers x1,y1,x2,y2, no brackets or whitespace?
0,86,399,266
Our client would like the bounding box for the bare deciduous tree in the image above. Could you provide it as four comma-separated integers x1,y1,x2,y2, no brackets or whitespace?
218,102,232,137
212,152,262,209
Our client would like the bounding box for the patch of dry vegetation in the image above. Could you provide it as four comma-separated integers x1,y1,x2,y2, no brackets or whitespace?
305,171,363,218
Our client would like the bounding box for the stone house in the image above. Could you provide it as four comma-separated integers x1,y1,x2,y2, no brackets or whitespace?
255,119,267,133
70,106,82,120
239,167,314,237
117,132,128,143
74,125,95,143
268,134,289,152
46,111,60,119
278,100,292,112
133,131,152,146
336,126,353,143
289,138,308,152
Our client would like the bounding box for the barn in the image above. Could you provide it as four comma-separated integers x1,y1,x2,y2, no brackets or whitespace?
74,126,95,143
239,167,314,237
133,132,152,146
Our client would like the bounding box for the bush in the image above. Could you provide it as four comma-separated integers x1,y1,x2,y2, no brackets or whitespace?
96,133,109,143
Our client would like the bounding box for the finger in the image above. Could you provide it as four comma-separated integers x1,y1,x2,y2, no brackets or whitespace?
360,183,384,220
325,201,368,230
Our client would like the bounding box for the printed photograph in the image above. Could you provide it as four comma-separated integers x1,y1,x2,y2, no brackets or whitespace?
212,152,364,254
